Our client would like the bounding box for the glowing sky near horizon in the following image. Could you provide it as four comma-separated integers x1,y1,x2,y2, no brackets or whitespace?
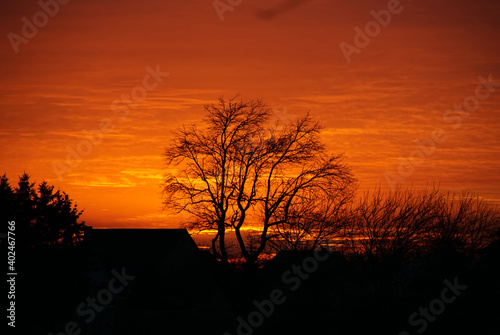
1,0,499,229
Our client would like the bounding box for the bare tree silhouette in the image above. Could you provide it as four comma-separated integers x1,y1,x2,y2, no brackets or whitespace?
162,97,355,266
341,186,500,263
268,180,355,252
428,190,500,256
342,187,442,263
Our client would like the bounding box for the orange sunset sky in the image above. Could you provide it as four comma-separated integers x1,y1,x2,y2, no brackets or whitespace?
1,0,499,230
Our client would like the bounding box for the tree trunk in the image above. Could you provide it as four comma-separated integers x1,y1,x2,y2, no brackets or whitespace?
218,226,228,264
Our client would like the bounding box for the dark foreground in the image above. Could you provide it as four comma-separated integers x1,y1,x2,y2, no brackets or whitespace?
12,229,500,335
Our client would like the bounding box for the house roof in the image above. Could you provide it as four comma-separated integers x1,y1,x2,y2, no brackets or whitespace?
83,228,200,273
85,228,197,251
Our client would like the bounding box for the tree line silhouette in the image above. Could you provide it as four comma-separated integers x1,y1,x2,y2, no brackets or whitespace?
162,97,500,268
1,173,85,252
2,98,499,269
